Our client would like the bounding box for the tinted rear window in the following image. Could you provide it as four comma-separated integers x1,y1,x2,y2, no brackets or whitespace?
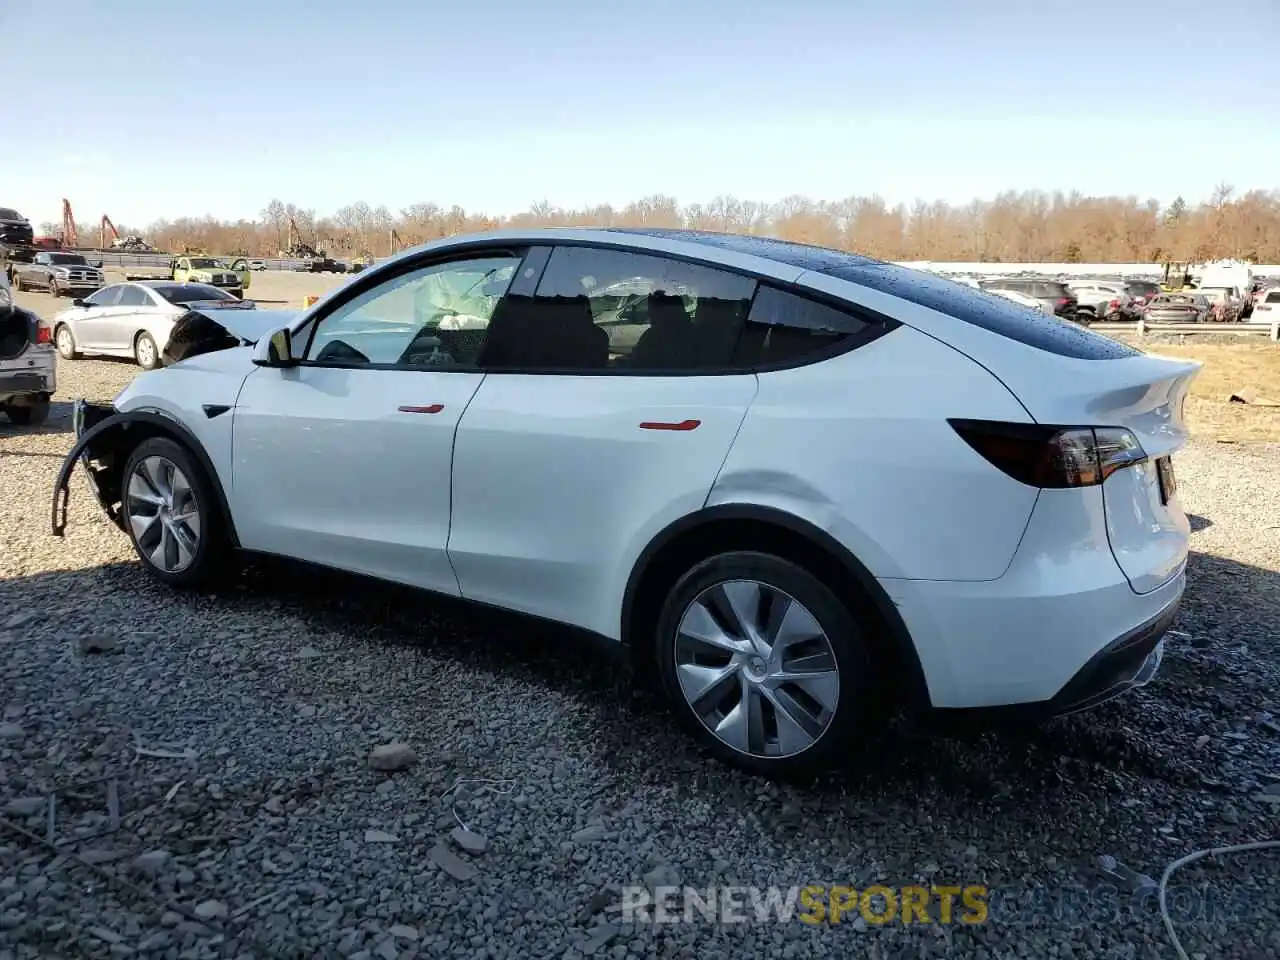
149,283,234,303
823,263,1139,360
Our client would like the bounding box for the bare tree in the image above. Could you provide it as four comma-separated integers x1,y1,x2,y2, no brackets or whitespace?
96,189,1280,262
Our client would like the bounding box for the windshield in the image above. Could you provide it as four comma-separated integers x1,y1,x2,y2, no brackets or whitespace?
48,253,88,265
150,283,235,303
0,208,23,220
186,258,221,269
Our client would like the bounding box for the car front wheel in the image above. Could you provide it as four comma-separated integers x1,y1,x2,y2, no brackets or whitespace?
55,324,79,359
655,551,871,778
121,436,230,588
134,332,160,369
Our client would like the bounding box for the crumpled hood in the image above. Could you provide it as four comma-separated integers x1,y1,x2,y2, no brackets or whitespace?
161,308,300,365
190,307,298,344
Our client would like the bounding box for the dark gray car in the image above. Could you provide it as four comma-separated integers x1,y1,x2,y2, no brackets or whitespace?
978,278,1079,320
1144,293,1211,323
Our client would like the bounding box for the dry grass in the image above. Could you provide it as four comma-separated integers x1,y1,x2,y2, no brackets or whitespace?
1114,336,1280,443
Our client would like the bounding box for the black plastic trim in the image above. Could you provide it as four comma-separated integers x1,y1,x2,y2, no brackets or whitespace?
51,409,240,546
620,503,932,710
202,404,231,419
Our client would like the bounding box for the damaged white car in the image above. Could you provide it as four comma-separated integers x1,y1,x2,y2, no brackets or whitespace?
51,228,1198,777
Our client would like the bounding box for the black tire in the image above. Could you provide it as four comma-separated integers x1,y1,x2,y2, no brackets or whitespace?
134,332,160,370
121,436,231,589
11,272,22,292
54,324,79,360
654,551,873,779
2,400,50,426
48,278,61,297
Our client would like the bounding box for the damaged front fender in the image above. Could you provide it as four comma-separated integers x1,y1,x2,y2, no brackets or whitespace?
50,401,239,544
51,401,135,537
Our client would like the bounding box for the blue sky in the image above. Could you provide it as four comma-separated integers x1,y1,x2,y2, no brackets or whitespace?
3,0,1276,228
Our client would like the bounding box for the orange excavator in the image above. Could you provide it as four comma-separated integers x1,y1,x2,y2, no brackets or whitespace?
61,198,79,248
100,213,120,249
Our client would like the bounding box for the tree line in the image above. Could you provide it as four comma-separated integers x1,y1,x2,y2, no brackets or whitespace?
42,186,1280,263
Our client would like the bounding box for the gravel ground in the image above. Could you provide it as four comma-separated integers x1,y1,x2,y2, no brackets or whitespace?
1,358,1278,960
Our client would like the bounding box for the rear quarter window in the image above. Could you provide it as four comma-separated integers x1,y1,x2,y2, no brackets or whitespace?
824,263,1140,360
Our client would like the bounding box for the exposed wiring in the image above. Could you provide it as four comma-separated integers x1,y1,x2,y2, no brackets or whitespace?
1159,839,1280,960
439,776,517,833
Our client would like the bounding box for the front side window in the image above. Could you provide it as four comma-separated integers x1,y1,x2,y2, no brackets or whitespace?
305,254,521,368
85,286,123,307
482,246,756,371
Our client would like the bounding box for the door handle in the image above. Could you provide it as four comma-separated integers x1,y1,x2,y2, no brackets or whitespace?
638,419,701,431
398,404,444,414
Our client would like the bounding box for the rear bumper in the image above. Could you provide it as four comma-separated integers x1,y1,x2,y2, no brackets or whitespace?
883,485,1187,711
1,350,56,399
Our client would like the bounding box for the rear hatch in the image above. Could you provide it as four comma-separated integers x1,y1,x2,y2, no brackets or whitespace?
1147,301,1201,321
810,266,1200,594
1034,281,1078,318
1,305,37,362
957,338,1198,594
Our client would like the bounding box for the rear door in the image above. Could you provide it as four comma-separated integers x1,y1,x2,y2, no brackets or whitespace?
102,284,152,352
447,244,760,638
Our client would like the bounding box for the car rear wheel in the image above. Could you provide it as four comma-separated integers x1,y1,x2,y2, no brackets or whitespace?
654,551,872,779
55,324,79,360
122,437,230,588
134,332,160,369
11,272,22,292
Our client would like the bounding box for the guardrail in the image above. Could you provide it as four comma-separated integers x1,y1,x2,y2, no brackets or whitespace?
1091,320,1280,341
86,251,317,272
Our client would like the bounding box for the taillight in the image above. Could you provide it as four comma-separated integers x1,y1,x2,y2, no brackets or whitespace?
949,420,1147,488
36,324,51,344
1108,299,1120,310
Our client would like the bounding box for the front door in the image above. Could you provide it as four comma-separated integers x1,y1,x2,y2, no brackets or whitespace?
73,285,127,352
230,249,528,595
447,243,760,639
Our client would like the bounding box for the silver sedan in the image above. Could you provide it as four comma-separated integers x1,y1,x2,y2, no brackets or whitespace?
51,281,255,369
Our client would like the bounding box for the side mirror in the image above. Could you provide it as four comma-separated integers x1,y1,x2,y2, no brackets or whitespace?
252,326,296,367
72,298,87,308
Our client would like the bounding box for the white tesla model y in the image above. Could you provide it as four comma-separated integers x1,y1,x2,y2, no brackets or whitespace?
52,228,1198,777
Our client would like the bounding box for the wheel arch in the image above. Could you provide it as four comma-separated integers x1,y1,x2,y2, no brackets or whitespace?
52,410,239,546
621,504,931,711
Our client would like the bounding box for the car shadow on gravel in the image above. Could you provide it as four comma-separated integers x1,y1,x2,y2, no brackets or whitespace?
0,399,75,436
5,547,1275,805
